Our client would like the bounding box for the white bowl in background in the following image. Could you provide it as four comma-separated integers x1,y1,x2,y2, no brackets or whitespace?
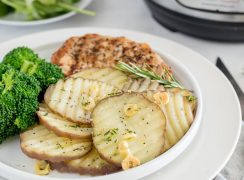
0,0,93,26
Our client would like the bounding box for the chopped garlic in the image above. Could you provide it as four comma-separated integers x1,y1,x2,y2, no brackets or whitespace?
122,133,137,141
122,154,141,170
118,140,130,157
153,92,169,105
118,139,141,170
123,104,138,117
35,160,50,175
118,134,137,157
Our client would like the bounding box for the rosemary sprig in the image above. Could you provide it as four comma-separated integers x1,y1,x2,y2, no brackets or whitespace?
187,95,196,102
115,61,184,89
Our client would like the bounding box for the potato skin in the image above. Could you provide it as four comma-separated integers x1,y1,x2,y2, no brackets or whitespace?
49,147,121,175
50,161,120,175
20,145,86,163
20,138,90,162
38,116,92,140
37,110,92,140
95,150,121,167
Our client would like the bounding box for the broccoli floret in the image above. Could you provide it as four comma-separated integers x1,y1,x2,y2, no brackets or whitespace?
2,47,64,90
0,64,41,143
0,47,64,143
34,60,64,89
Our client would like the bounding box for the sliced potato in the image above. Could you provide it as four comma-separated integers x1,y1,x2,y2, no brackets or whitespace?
71,68,128,89
50,147,120,175
20,125,92,162
92,93,166,167
122,78,165,92
70,67,165,93
143,89,197,151
44,78,119,124
37,104,92,139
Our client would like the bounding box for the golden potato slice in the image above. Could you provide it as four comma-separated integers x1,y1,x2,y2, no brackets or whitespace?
71,68,128,89
70,67,164,93
92,93,166,167
122,78,165,92
143,89,197,151
44,78,119,124
50,147,120,175
20,125,92,162
37,104,92,139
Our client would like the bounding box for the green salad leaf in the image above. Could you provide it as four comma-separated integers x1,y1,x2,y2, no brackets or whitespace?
0,0,95,20
0,1,12,17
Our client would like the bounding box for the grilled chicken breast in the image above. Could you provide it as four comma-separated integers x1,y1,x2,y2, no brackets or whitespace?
51,34,170,76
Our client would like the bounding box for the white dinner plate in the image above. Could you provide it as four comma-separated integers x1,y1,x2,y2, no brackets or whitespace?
0,0,93,26
0,28,241,180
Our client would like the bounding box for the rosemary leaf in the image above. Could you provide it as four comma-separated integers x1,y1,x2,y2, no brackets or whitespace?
115,61,184,89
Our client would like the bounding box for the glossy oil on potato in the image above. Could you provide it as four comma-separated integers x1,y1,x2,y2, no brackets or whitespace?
71,67,165,92
20,125,92,162
71,68,128,89
44,78,119,124
37,104,92,139
143,89,197,151
92,93,166,167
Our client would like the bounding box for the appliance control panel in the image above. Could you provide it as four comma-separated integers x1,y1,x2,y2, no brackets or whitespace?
177,0,244,13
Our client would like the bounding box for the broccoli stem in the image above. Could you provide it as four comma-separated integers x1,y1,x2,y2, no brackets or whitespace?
28,64,38,75
20,60,32,73
20,60,38,76
2,70,14,94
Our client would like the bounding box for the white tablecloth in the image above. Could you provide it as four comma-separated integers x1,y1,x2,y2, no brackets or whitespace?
219,124,244,180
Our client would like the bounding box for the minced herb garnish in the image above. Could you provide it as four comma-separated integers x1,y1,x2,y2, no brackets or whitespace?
103,128,119,142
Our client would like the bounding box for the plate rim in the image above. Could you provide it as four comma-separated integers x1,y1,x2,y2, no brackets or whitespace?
0,27,241,180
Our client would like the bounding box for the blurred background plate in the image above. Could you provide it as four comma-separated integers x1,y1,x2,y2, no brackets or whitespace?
0,0,93,26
